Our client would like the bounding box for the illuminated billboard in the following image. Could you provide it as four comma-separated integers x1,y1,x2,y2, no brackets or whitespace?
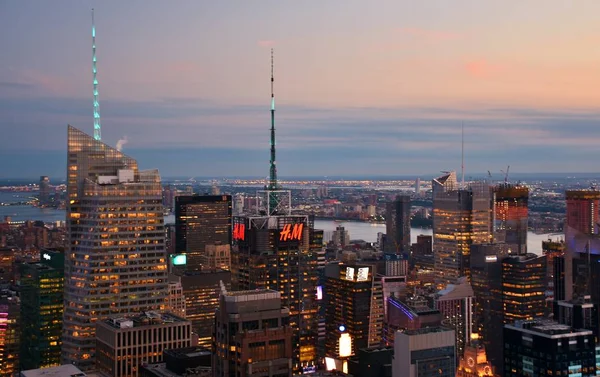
171,254,187,266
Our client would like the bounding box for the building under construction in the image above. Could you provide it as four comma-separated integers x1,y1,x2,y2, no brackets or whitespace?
493,183,529,255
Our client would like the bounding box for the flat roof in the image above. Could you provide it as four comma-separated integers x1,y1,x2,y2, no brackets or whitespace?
21,364,87,377
103,311,188,329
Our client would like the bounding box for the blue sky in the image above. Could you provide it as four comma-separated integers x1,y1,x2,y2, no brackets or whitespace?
1,1,600,178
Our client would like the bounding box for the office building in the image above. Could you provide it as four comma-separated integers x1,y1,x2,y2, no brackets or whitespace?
96,312,192,377
213,287,293,377
504,320,596,377
385,195,411,255
62,126,169,370
174,195,232,272
554,296,599,339
411,234,433,271
19,249,64,371
140,347,211,377
180,270,230,348
323,263,383,361
348,347,394,377
565,190,600,237
167,277,186,318
392,327,456,377
384,296,442,346
0,293,19,376
39,176,51,206
433,277,474,358
543,239,565,302
433,173,491,283
502,253,546,324
232,214,318,373
493,184,528,254
331,226,350,249
204,243,231,271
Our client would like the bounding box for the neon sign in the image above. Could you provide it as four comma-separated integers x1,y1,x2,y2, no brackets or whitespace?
279,223,304,242
233,224,245,241
43,253,51,261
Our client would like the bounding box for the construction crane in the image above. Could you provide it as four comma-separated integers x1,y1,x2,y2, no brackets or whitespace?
500,165,510,184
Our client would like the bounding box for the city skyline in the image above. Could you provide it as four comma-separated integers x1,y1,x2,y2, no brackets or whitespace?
2,1,600,178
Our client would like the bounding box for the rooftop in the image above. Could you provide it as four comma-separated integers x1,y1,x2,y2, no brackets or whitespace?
507,319,593,338
21,364,90,377
404,326,453,336
103,311,188,330
222,289,281,302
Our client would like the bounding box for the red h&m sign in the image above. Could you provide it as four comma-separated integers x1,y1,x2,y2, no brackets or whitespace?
279,223,304,242
233,224,245,241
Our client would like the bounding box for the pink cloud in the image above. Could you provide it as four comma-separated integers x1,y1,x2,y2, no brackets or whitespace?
257,40,276,48
397,27,461,42
11,68,72,95
464,59,503,78
167,61,201,74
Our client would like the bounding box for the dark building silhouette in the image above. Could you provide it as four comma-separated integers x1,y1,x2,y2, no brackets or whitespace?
385,195,411,255
175,195,232,272
494,184,528,254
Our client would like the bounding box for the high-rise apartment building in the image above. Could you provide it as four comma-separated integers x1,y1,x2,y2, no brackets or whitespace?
213,287,293,377
323,263,383,361
565,190,600,237
95,312,192,377
19,249,64,370
39,176,51,206
385,195,411,255
331,226,350,249
384,296,442,346
392,327,456,377
433,277,474,359
180,270,231,348
494,184,528,254
232,214,319,373
204,243,231,271
433,172,491,283
167,276,186,318
411,234,433,271
62,126,169,370
174,195,232,272
504,320,596,377
0,293,19,376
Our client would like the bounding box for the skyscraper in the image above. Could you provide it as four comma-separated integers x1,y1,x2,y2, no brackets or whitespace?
62,126,168,370
39,176,50,206
213,287,293,377
494,184,528,254
385,195,411,255
19,249,64,370
565,190,600,237
229,49,318,373
433,172,492,283
323,263,383,361
174,195,232,272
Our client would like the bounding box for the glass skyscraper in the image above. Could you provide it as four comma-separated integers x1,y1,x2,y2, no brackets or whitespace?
62,126,168,370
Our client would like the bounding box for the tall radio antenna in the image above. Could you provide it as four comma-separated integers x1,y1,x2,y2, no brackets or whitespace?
92,8,102,141
461,122,465,189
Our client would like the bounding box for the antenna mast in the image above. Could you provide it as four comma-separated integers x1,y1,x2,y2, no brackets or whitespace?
92,8,102,141
268,48,278,191
461,122,465,189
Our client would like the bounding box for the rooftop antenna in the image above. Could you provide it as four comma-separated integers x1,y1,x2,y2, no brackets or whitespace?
461,122,465,189
268,48,277,191
92,8,101,141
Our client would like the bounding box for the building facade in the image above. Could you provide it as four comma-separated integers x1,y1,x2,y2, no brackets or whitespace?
19,250,64,370
504,320,596,377
392,327,456,377
180,270,231,349
62,126,169,370
213,288,293,377
494,184,528,255
95,312,192,377
232,214,318,373
385,195,411,255
174,195,232,272
433,173,491,283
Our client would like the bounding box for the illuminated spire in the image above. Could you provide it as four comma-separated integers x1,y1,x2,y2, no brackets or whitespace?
268,48,278,191
92,8,101,141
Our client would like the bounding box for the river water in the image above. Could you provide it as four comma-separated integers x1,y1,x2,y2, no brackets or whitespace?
0,192,553,255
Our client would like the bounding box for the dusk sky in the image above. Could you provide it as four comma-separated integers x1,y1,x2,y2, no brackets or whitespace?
1,1,600,179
